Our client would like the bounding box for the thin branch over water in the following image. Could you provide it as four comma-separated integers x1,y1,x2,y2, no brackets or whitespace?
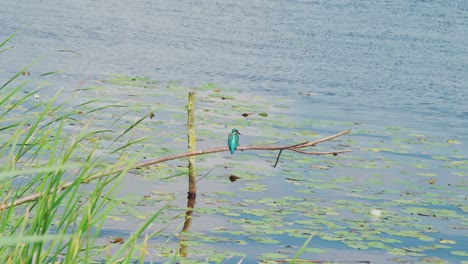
0,129,351,210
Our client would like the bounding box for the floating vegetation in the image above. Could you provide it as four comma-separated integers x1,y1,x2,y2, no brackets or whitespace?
1,39,466,263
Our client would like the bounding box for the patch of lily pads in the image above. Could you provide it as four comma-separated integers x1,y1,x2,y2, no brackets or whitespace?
71,74,467,263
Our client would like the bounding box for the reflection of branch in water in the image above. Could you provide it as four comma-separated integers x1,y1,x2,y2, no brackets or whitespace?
179,197,196,257
196,166,214,183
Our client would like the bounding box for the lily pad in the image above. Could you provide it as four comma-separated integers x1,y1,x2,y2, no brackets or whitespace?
451,251,468,256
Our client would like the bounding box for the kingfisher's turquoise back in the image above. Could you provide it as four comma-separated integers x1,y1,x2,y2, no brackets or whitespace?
228,129,240,154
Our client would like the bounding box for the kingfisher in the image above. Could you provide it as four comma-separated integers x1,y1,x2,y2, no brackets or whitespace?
228,129,241,154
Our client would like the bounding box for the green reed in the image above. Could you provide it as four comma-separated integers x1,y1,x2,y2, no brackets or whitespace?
0,32,170,263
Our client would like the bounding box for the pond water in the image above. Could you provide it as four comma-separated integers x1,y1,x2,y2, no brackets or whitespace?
1,0,467,263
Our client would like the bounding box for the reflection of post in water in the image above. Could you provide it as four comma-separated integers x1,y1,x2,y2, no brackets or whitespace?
180,92,197,257
179,196,196,257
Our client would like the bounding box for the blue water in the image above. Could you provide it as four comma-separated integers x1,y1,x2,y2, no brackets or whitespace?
1,1,467,263
2,0,467,139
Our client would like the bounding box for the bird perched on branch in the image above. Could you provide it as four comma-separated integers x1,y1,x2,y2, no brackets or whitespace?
228,129,241,154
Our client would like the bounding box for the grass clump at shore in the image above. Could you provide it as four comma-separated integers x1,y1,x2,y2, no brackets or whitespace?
0,32,169,263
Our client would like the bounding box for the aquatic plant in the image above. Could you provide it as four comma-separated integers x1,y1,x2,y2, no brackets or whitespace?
0,32,170,263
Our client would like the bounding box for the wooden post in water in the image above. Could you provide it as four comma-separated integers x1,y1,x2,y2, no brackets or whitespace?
180,92,197,257
187,92,196,198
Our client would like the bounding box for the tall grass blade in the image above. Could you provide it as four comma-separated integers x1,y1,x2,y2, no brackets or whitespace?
291,232,316,261
0,31,17,53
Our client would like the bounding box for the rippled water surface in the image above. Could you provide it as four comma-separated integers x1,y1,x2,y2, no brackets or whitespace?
2,0,467,136
1,0,467,263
